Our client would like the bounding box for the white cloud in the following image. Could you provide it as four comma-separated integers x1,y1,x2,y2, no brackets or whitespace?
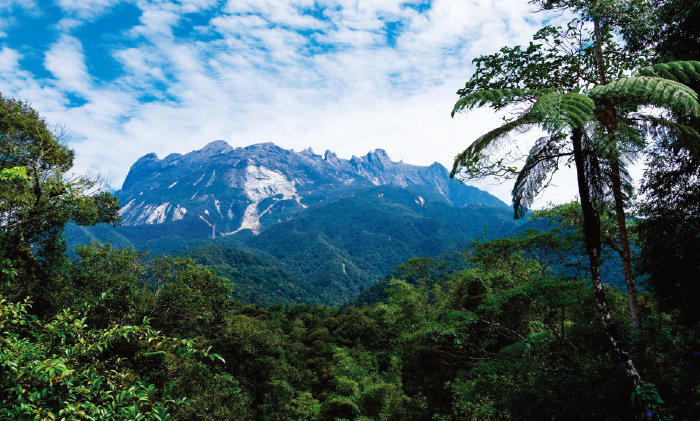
0,46,21,71
44,34,91,94
55,0,118,20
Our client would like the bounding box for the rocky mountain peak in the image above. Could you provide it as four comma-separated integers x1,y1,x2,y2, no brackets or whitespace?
199,140,234,155
370,148,391,163
134,152,159,165
116,141,506,235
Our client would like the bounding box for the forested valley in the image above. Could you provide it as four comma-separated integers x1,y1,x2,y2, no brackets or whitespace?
2,0,699,419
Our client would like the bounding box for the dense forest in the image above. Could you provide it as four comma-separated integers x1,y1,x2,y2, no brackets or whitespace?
1,0,699,419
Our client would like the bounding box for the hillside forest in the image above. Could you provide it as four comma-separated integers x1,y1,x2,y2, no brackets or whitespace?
1,0,700,420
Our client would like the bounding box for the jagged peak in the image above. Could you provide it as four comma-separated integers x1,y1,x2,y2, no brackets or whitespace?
300,147,317,157
164,152,182,160
373,148,390,159
133,152,159,165
361,148,389,162
244,142,280,150
425,161,449,177
200,139,233,153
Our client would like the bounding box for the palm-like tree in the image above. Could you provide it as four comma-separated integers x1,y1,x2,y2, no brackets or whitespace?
450,62,700,387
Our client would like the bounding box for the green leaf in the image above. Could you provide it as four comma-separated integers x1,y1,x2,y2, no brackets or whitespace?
588,76,700,117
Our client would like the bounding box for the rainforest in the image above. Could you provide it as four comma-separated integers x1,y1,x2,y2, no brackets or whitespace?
1,0,699,419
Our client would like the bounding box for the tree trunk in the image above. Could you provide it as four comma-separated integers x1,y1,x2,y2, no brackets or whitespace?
593,19,608,84
593,15,641,331
571,128,644,388
609,159,642,331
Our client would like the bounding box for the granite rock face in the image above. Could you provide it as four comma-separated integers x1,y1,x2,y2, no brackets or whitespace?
116,140,506,237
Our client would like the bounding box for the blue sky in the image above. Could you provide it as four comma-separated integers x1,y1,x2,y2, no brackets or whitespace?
0,0,574,204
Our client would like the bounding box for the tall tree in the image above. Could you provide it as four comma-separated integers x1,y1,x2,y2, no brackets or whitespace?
0,95,120,314
450,66,700,387
458,0,697,332
455,17,649,329
530,0,652,329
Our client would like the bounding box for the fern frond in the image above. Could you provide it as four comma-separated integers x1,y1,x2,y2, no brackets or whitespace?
588,76,700,116
464,115,534,156
638,61,700,85
590,120,645,164
594,136,635,201
512,133,567,218
614,119,647,152
637,114,700,158
618,161,634,199
452,88,552,116
530,92,595,132
451,114,534,177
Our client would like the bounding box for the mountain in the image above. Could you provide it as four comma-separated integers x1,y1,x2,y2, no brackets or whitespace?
70,141,521,305
116,141,505,239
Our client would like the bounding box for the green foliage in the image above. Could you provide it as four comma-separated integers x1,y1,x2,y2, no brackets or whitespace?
452,88,551,116
451,71,700,188
150,255,233,337
72,186,519,307
588,75,700,116
617,0,700,63
636,146,700,325
639,60,700,86
0,165,29,183
456,19,645,105
532,92,596,131
1,3,698,418
68,244,150,326
185,245,315,305
449,5,698,400
0,294,220,419
242,186,518,305
0,95,120,315
632,383,674,421
2,205,698,419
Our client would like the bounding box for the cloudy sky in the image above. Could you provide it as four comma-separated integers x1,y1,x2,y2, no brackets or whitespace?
0,0,578,205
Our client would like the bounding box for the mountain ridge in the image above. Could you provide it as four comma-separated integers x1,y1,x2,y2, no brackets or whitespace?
116,140,506,237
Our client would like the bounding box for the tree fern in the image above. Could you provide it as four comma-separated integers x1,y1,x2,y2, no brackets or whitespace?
591,119,645,165
451,115,534,177
451,88,553,117
588,76,700,116
512,133,567,218
530,92,596,132
638,60,700,86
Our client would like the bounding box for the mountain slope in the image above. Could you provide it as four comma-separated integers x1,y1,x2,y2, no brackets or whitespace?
237,185,518,303
68,141,519,305
183,245,316,305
